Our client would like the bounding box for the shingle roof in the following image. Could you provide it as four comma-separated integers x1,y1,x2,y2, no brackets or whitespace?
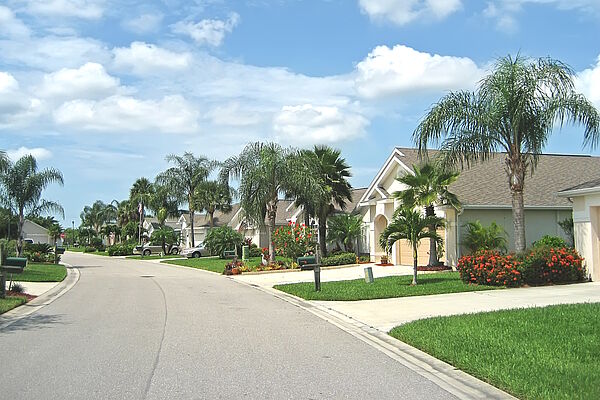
181,203,241,227
559,177,600,193
395,147,600,208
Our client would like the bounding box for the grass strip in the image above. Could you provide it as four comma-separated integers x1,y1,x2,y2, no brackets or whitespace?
14,262,67,282
390,303,600,400
0,296,27,314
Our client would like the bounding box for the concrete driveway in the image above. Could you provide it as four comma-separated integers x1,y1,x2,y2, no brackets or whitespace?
0,252,459,400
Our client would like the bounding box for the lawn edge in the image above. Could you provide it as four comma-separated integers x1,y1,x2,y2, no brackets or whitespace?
230,277,516,400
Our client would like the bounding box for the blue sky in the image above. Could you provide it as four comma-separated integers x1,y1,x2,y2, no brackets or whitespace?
1,0,600,227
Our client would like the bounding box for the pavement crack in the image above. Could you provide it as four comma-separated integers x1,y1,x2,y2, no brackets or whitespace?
143,277,168,400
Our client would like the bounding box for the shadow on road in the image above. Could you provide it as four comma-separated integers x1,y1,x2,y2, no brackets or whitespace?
0,313,65,334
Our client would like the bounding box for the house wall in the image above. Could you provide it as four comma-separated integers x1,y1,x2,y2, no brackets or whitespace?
457,208,572,256
22,220,51,244
570,195,600,281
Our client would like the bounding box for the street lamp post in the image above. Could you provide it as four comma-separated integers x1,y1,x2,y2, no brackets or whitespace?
71,220,75,248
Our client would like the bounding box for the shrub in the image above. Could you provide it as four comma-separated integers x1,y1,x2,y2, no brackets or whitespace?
272,222,316,261
9,282,24,293
321,252,357,267
462,221,508,254
457,250,523,287
358,254,371,263
521,246,585,285
24,243,53,255
248,243,262,258
204,226,243,258
107,243,136,256
84,246,97,253
90,237,105,251
532,235,568,249
0,239,17,257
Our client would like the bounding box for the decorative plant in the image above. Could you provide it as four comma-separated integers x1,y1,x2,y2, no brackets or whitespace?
462,221,508,254
272,222,316,262
326,213,363,254
203,226,243,258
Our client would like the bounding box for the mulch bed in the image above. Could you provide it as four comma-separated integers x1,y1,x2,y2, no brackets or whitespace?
375,263,394,266
6,291,37,301
417,265,453,271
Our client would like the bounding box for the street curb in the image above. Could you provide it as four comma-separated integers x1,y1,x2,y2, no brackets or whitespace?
231,278,517,400
0,262,80,330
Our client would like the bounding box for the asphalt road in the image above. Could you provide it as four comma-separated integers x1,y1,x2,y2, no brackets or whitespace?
1,253,457,400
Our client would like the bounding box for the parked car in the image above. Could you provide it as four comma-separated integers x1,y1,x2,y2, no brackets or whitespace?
181,244,210,258
133,244,180,256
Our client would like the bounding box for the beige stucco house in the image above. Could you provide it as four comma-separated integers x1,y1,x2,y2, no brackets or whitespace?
22,219,59,245
359,148,598,266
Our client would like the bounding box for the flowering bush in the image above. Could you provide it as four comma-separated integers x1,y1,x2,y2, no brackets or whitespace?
457,250,523,287
521,246,585,285
272,222,316,261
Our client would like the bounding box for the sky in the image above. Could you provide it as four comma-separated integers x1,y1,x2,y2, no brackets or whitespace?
1,0,600,227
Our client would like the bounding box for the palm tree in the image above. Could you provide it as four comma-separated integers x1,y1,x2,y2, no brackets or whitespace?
414,54,600,252
156,153,216,247
0,155,64,256
380,208,444,285
193,180,233,228
220,142,322,262
326,213,363,254
80,201,115,236
130,178,155,244
394,162,460,266
294,145,352,256
462,221,508,254
149,184,179,226
114,199,138,228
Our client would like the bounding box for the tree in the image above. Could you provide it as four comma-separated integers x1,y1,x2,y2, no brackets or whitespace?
129,178,155,243
47,223,62,246
156,153,216,247
220,142,322,262
203,226,243,258
0,155,64,256
150,226,179,255
193,180,232,228
149,183,179,227
326,213,363,254
414,54,600,252
114,199,138,228
293,146,352,257
380,208,444,285
80,201,115,235
393,162,460,266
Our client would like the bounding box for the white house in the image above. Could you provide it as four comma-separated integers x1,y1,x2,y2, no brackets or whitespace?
359,148,595,266
22,219,62,245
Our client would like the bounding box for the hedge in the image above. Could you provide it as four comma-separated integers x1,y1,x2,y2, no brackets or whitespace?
322,252,356,267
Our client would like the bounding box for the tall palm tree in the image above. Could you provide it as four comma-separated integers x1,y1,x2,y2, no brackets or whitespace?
129,178,155,244
294,145,352,256
114,199,138,227
414,54,600,252
220,142,322,262
394,162,460,266
149,184,179,226
380,208,444,285
80,200,115,235
156,153,216,247
0,155,64,256
193,180,233,228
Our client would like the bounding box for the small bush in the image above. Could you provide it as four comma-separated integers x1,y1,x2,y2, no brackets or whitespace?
84,246,97,253
322,252,356,267
462,221,508,254
532,235,568,249
358,254,371,263
521,246,585,285
0,239,17,257
457,250,523,287
90,237,105,251
248,243,262,258
10,282,24,293
24,242,53,255
204,226,243,258
107,243,135,256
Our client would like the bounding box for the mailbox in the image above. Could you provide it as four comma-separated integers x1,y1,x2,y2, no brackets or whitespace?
297,256,317,270
4,257,27,270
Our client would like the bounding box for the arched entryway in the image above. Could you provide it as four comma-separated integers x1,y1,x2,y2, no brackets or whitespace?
374,214,388,262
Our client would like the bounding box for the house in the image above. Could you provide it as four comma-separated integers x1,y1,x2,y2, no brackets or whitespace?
558,178,600,281
22,219,62,245
178,204,241,248
359,148,600,266
142,217,181,239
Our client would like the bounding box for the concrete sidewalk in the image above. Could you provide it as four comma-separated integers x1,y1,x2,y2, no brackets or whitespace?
16,281,61,296
314,282,600,332
233,263,415,287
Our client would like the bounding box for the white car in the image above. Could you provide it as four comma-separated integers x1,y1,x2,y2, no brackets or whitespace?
133,244,180,256
181,244,210,258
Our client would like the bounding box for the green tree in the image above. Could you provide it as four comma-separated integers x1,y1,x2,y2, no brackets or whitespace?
156,153,216,247
80,200,115,235
114,199,138,227
149,184,179,227
296,145,353,257
193,180,232,228
129,178,155,243
326,213,363,254
393,162,460,266
462,221,508,254
0,155,64,256
414,55,600,252
150,226,179,255
380,208,444,285
220,142,322,262
203,226,243,258
47,223,62,246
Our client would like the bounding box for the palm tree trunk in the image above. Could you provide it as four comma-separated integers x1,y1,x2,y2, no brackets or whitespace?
267,199,277,262
318,211,327,257
425,205,438,266
17,211,24,257
189,209,195,247
412,245,418,285
511,189,526,252
209,211,214,228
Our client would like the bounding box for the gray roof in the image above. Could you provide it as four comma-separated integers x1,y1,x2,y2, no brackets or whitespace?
395,147,600,208
184,203,241,227
559,177,600,192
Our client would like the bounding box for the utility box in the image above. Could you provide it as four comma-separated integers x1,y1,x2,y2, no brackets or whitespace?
364,266,374,283
242,245,249,260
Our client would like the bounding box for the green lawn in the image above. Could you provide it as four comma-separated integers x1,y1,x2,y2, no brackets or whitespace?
66,247,85,253
274,272,500,301
163,256,263,273
0,296,27,314
126,254,183,260
390,303,600,400
14,262,67,282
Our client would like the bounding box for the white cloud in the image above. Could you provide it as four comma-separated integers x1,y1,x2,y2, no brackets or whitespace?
122,13,164,34
358,0,462,25
112,42,191,74
0,71,41,125
53,94,199,134
274,104,368,144
7,146,52,161
23,0,105,19
354,45,482,98
206,102,264,127
171,12,240,46
38,62,120,100
0,6,30,38
576,55,600,108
